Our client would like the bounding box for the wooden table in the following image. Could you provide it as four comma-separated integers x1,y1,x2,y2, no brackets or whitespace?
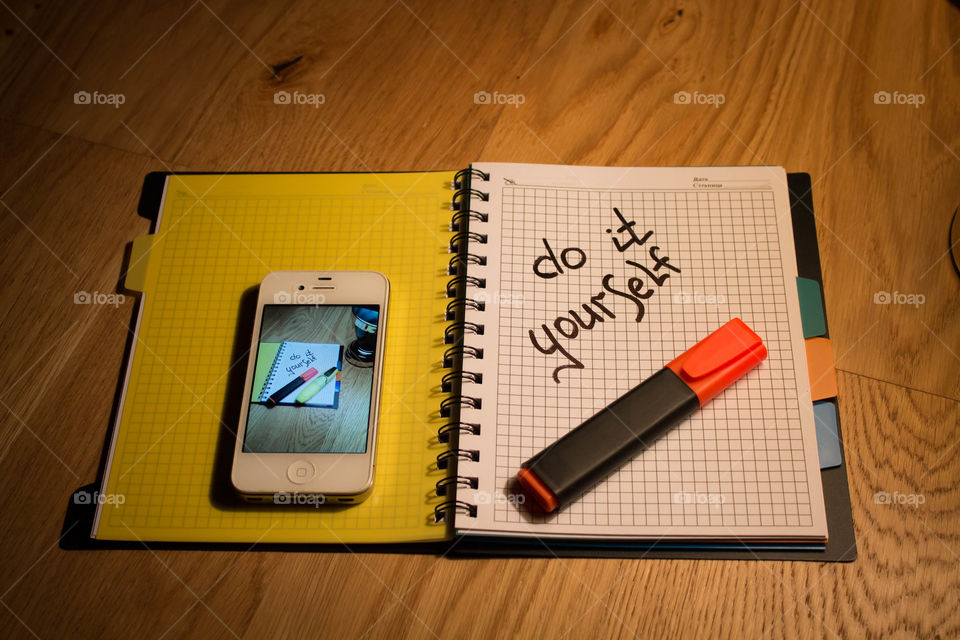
0,1,957,637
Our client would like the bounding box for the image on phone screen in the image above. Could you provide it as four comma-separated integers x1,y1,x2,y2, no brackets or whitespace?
243,304,380,454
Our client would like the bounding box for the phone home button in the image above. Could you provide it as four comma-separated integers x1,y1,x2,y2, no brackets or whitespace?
287,460,316,484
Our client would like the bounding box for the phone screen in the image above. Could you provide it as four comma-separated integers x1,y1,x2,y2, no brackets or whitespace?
243,304,380,454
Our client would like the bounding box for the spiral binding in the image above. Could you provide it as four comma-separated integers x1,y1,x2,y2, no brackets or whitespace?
436,449,479,470
446,297,484,321
435,475,479,496
444,321,482,345
440,395,481,418
441,370,482,393
443,344,482,369
453,167,490,189
451,188,489,212
445,274,486,298
434,500,477,523
451,208,488,232
437,421,480,443
449,230,487,254
434,166,490,524
447,253,486,275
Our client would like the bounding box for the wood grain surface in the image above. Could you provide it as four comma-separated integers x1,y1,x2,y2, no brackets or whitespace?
0,1,958,638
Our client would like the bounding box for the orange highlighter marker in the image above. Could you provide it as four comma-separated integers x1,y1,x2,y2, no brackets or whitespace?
517,318,767,513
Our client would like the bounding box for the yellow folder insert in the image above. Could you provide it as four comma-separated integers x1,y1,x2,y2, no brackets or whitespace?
97,172,454,544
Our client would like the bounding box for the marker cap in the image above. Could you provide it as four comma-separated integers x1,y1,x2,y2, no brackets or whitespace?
665,318,766,406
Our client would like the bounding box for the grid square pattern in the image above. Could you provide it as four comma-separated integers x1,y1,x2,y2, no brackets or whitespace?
98,172,454,543
491,187,813,529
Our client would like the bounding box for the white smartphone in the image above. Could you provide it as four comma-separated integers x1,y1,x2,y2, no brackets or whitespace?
231,270,388,504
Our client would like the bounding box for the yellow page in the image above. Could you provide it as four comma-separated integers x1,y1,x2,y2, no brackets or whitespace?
95,172,454,543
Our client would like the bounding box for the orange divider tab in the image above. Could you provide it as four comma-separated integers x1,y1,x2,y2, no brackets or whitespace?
805,337,838,401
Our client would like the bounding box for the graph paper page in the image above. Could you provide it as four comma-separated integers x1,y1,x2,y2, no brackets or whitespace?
455,163,827,541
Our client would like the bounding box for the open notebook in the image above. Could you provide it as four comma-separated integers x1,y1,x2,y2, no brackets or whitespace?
450,164,828,543
85,166,843,553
